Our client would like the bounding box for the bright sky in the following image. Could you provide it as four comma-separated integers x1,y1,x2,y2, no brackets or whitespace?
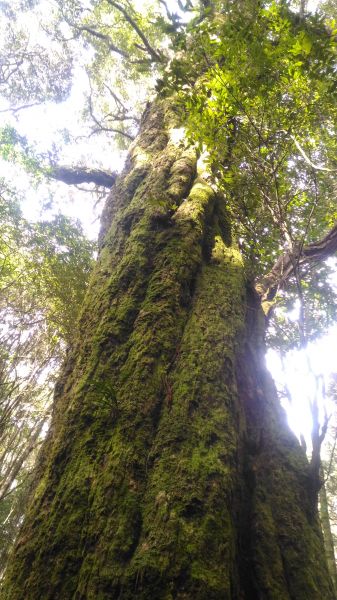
267,327,337,453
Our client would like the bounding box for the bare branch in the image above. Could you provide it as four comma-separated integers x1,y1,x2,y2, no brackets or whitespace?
58,12,151,65
256,221,337,304
102,84,140,124
300,0,307,20
87,87,135,141
76,25,130,58
290,134,337,172
159,0,184,28
90,126,134,139
0,101,42,114
106,0,164,63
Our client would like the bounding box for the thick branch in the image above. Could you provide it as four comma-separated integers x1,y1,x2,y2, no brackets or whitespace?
255,222,337,302
48,166,117,188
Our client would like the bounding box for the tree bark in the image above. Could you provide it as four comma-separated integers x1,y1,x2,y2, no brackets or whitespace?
319,472,337,594
2,101,334,599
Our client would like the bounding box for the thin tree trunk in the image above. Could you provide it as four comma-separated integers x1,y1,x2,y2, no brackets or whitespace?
0,419,45,501
1,101,334,599
320,473,337,594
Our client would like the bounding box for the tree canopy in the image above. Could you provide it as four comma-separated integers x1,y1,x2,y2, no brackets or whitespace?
0,175,94,572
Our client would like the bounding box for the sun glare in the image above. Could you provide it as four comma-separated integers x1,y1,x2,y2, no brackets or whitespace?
267,326,337,453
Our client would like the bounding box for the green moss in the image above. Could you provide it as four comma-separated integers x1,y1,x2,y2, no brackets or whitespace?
114,237,246,598
2,100,221,599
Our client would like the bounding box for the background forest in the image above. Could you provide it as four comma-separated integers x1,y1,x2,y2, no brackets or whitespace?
2,0,337,589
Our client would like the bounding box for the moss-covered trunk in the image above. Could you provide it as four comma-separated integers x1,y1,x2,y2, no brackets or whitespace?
2,101,334,599
319,475,337,594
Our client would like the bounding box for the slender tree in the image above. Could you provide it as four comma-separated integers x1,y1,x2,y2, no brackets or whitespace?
0,189,95,573
320,471,337,594
2,1,337,598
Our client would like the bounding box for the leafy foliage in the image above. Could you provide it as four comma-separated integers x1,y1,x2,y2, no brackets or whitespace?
0,1,72,106
159,0,337,344
0,184,94,573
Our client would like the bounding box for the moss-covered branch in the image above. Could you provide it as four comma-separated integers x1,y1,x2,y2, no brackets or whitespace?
48,165,117,188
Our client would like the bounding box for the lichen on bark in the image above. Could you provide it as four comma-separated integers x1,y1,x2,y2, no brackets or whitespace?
2,100,334,599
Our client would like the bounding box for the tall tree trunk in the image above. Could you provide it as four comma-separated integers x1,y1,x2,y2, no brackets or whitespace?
319,473,337,594
2,101,334,599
